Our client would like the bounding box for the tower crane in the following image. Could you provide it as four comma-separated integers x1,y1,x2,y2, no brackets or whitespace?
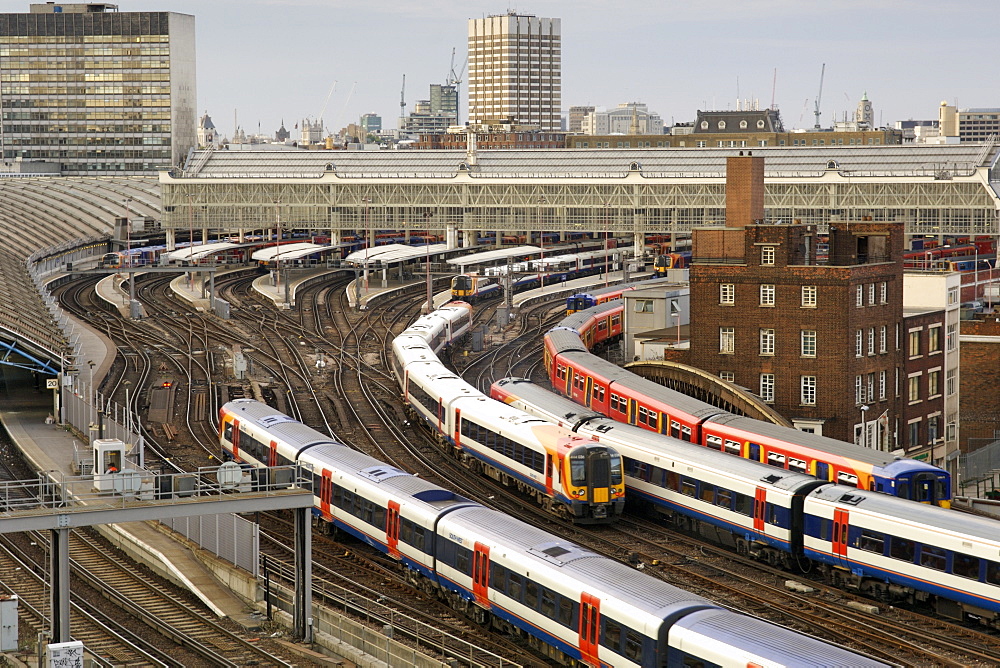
400,74,406,120
446,47,468,125
813,63,825,130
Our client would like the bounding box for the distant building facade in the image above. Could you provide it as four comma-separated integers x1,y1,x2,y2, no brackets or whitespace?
412,126,566,150
938,103,1000,143
275,120,290,143
467,12,561,131
360,113,382,135
581,103,663,136
197,112,217,148
567,106,595,134
0,3,196,174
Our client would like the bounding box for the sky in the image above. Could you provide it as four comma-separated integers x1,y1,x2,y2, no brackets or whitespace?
12,0,996,137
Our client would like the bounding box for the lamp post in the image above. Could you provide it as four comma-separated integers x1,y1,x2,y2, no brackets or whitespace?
860,404,870,449
87,360,95,434
423,211,433,314
537,197,546,288
603,201,612,287
186,194,195,288
974,248,979,302
362,198,371,292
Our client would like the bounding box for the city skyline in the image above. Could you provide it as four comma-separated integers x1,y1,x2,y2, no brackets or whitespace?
19,0,996,138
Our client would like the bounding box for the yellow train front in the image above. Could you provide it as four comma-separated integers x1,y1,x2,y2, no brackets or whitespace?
450,273,501,302
558,438,626,523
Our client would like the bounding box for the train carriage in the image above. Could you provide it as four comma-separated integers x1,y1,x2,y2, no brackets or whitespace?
802,486,1000,625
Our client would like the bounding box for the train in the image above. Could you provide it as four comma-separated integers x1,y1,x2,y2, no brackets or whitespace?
566,277,678,314
490,377,1000,629
451,247,625,303
219,399,888,667
902,239,995,269
390,301,625,523
652,251,691,277
544,298,953,506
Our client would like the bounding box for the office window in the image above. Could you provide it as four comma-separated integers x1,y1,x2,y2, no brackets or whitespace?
879,370,886,400
720,327,735,354
856,330,863,357
880,282,887,304
946,368,956,395
720,283,734,305
801,285,817,307
760,284,775,306
928,370,940,396
801,330,816,357
856,285,864,307
635,299,654,313
801,376,816,405
909,421,920,447
868,373,875,403
760,328,775,355
868,283,876,305
909,331,920,356
761,246,775,266
947,286,959,305
928,326,941,352
868,328,875,355
855,375,864,404
946,324,956,351
879,326,887,353
719,371,734,382
760,374,775,402
908,375,921,402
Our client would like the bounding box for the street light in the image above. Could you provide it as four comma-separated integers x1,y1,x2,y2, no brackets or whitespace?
859,404,870,449
87,360,95,433
537,197,546,288
603,201,612,287
362,198,372,292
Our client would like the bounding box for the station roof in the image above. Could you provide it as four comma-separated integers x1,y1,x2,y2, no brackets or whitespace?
448,245,542,268
343,243,410,263
172,145,1000,180
251,243,331,261
163,241,239,262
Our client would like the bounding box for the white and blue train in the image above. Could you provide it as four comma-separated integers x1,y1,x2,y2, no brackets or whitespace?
492,377,1000,629
390,301,625,523
220,398,887,668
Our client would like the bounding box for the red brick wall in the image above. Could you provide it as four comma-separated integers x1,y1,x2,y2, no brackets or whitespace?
960,318,1000,449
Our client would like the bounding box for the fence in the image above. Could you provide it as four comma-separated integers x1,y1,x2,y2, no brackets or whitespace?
162,513,258,576
959,435,1000,496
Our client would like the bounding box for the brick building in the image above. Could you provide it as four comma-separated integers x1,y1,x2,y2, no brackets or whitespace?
901,309,947,455
688,152,905,446
959,317,1000,451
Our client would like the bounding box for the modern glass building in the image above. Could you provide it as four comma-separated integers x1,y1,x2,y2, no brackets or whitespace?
0,3,196,175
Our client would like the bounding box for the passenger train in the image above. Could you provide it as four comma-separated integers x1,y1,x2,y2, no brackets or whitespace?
652,251,691,277
544,299,952,506
565,277,676,315
391,301,625,523
451,247,624,303
219,399,888,666
491,377,1000,628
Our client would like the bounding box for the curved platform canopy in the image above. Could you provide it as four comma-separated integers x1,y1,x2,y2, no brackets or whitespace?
0,175,161,373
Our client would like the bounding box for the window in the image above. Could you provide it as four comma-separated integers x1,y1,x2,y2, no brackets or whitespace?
801,285,817,307
880,326,887,353
856,285,864,307
801,376,816,405
890,536,915,562
928,416,939,443
759,328,775,355
719,327,735,354
928,370,940,396
856,330,863,357
867,373,875,403
761,246,775,265
868,283,876,305
868,328,875,355
858,529,885,554
801,330,816,357
720,283,734,305
908,375,921,402
947,286,959,305
946,324,956,351
928,327,941,352
855,375,864,404
760,284,775,306
946,368,956,396
757,119,766,129
739,119,748,129
719,371,734,382
879,370,886,400
880,282,887,304
909,330,921,357
760,374,775,403
953,553,980,580
718,120,726,130
634,299,654,313
920,545,947,572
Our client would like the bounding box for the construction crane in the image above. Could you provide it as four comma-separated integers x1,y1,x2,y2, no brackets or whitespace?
813,63,825,130
400,74,406,119
446,47,468,124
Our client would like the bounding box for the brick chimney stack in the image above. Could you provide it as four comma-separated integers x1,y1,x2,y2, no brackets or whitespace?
725,151,765,228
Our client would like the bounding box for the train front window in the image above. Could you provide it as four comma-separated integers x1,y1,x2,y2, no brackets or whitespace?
609,453,622,485
569,453,587,486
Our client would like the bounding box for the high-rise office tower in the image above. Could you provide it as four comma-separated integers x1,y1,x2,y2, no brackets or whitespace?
0,3,196,175
467,12,560,131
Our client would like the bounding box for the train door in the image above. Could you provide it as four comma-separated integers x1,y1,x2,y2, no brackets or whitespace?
454,408,462,450
386,501,401,558
268,440,277,467
748,441,761,463
579,593,601,667
471,542,491,608
319,469,333,520
437,397,444,432
584,377,594,408
911,473,938,504
232,419,241,459
545,454,555,496
627,399,637,426
753,487,767,534
814,461,830,481
832,508,850,566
